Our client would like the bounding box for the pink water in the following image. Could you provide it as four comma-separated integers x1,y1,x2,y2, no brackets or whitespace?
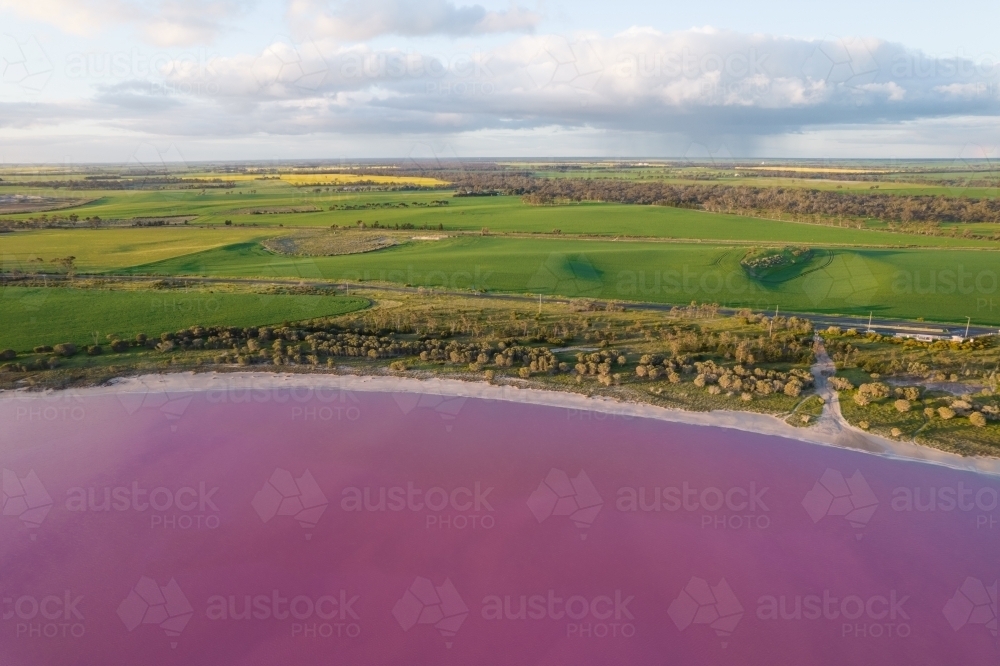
1,384,997,664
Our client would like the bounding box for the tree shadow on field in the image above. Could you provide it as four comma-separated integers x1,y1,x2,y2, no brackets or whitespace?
526,252,605,298
745,248,908,293
744,249,834,290
120,242,262,275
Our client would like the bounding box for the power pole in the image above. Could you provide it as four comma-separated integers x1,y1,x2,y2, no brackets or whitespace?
867,311,872,332
965,316,971,339
538,293,542,316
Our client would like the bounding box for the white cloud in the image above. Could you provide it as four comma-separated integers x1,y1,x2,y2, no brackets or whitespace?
0,0,251,46
934,82,986,99
43,29,978,139
857,81,906,101
286,0,540,40
142,1,254,47
0,0,138,35
4,25,1000,157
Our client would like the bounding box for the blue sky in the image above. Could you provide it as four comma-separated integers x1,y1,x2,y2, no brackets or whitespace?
1,0,998,162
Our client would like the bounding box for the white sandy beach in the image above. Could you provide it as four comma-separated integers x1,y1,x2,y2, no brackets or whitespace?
5,369,1000,477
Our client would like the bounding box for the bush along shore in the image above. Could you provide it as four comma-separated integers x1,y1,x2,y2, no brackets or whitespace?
3,288,998,457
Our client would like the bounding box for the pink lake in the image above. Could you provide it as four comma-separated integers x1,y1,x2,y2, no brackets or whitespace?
1,381,998,664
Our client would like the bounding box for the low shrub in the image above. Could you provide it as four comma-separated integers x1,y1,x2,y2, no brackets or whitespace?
53,343,77,357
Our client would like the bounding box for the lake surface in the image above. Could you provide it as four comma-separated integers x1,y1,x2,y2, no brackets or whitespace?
1,381,997,664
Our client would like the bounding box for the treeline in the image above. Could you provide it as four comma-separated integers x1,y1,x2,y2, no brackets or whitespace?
735,170,891,182
299,181,445,191
446,173,1000,225
328,200,449,210
0,178,235,190
0,214,191,231
737,170,999,186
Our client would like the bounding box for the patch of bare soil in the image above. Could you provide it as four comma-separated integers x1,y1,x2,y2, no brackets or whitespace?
262,230,401,256
0,195,96,214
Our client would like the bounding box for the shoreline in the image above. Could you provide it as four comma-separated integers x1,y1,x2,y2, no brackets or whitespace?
5,369,1000,477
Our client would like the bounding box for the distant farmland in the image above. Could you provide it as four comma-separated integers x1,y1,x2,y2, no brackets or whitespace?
0,288,368,352
4,164,1000,328
116,237,1000,325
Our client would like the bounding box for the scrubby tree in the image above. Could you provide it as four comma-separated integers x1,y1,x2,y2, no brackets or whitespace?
854,382,890,406
829,377,854,391
53,343,76,357
783,380,802,397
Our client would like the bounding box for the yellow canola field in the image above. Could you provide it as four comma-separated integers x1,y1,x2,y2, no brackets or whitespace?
280,174,447,186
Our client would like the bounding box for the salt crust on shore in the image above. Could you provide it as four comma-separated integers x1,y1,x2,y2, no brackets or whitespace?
3,371,999,477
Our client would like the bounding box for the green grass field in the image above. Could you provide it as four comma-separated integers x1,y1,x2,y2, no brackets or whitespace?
111,236,1000,325
0,287,368,352
4,192,996,247
1,227,271,271
3,164,1000,328
4,177,999,239
531,173,1000,197
524,164,1000,195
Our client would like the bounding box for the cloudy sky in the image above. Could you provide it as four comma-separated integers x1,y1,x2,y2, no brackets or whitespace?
1,0,999,162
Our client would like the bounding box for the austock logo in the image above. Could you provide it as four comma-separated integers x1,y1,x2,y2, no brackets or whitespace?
527,468,603,539
891,483,999,529
802,469,878,539
252,36,328,93
481,590,636,639
204,376,362,420
1,255,52,311
524,36,604,94
2,591,85,639
800,253,880,307
117,576,193,649
114,377,194,431
616,482,770,531
668,577,743,648
527,252,603,298
252,469,329,540
125,142,189,208
64,481,221,530
756,589,911,639
2,468,53,538
13,387,86,422
800,36,879,90
393,577,469,648
0,34,53,92
392,393,466,432
943,577,997,638
340,481,496,530
205,588,361,639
